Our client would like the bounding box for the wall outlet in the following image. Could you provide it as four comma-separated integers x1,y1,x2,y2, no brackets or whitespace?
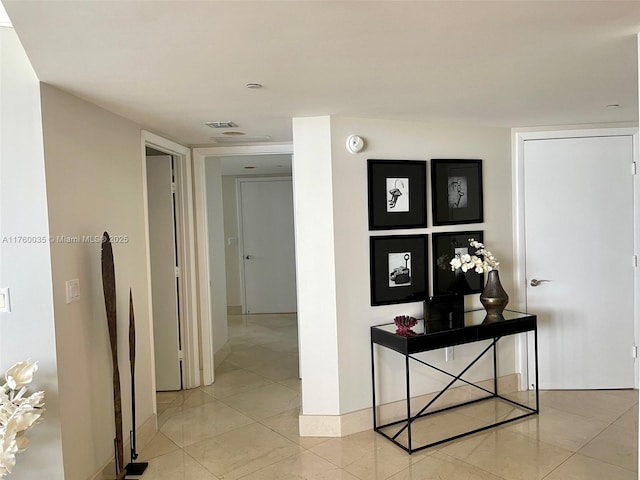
445,346,454,362
0,288,11,313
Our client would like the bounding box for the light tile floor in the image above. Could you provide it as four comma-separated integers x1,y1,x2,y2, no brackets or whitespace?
136,313,639,479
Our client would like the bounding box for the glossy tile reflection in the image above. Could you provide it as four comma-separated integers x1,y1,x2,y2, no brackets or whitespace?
139,313,638,479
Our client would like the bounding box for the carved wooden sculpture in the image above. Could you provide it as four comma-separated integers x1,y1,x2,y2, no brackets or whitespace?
125,289,148,476
101,232,126,479
129,289,136,456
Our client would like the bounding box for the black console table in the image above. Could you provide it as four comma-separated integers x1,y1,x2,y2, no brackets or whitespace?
370,309,538,454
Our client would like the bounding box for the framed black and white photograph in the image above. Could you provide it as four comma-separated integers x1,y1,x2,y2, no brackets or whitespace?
432,231,484,295
368,160,427,230
431,159,483,225
370,234,427,306
386,177,409,212
388,252,412,287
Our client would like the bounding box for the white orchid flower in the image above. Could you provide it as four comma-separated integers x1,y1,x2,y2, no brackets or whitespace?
0,361,44,476
450,239,500,274
0,422,18,475
0,438,17,476
22,391,45,409
11,412,41,435
14,433,29,452
5,361,38,391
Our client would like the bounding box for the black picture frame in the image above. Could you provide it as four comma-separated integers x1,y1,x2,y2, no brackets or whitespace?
432,231,484,295
370,234,428,306
367,159,427,230
431,159,483,225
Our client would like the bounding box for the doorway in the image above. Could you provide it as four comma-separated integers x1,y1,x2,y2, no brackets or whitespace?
146,149,182,391
143,131,201,390
192,145,296,380
514,128,639,391
238,177,297,314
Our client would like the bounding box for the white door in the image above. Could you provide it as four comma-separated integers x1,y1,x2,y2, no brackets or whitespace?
524,135,635,389
146,155,181,391
239,178,297,314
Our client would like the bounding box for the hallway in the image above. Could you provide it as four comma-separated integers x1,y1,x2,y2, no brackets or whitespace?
135,313,638,479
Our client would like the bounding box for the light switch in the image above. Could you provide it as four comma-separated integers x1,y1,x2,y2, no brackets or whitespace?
0,288,11,313
66,279,80,304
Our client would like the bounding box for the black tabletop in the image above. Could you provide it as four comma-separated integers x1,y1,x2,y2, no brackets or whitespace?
371,309,536,354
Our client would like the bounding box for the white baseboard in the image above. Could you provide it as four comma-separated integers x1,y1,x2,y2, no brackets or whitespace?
89,413,157,480
299,373,520,437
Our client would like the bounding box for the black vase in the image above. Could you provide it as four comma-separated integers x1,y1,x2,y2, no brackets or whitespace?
480,270,509,323
448,268,473,294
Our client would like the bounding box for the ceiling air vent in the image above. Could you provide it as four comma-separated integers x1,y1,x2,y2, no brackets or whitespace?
205,121,238,128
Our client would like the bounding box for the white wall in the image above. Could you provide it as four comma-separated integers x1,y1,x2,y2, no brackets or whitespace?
0,27,65,479
294,116,513,418
221,176,241,308
292,117,341,415
637,32,640,468
39,84,154,480
205,158,229,354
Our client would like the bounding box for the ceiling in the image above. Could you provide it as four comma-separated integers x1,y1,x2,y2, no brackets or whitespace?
219,154,292,176
3,1,640,147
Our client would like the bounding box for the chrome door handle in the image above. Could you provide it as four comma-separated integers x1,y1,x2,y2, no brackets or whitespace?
530,279,551,287
245,255,253,260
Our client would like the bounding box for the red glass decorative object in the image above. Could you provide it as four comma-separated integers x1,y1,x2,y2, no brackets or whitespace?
394,315,418,336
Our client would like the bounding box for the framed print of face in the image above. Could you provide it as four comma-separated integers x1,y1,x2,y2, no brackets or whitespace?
431,159,483,225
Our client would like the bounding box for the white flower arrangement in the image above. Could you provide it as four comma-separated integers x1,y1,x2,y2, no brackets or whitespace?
0,361,44,477
450,239,499,274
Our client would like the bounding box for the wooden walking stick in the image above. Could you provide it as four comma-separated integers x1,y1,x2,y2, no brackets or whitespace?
101,232,126,480
125,289,148,476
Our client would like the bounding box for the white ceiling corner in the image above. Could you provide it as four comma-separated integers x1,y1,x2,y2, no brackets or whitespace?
3,1,639,146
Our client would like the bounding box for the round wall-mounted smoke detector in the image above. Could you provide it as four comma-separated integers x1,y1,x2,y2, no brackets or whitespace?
346,134,365,154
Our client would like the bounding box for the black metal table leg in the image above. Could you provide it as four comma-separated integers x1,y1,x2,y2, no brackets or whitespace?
493,337,498,395
371,341,377,430
534,327,540,412
405,353,412,452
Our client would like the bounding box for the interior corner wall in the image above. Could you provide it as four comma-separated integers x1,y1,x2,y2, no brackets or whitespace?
0,27,65,479
330,117,513,414
204,158,229,354
39,84,154,480
294,115,513,419
292,116,341,414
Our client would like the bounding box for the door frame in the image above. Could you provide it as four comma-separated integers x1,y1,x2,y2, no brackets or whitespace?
236,176,294,314
192,143,294,385
513,127,639,391
142,131,200,389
